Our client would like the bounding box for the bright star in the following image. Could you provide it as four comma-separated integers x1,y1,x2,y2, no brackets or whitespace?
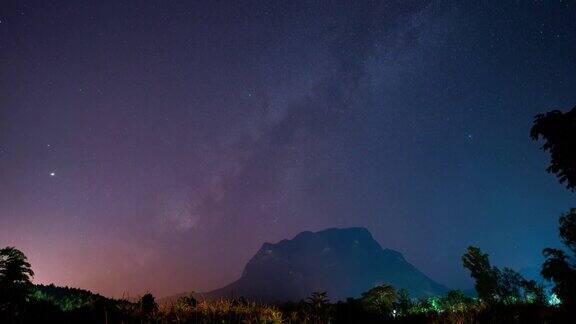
49,172,56,177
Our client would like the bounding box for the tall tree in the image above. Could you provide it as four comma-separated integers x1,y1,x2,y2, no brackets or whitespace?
462,246,499,303
138,292,158,321
530,105,576,191
541,209,576,312
0,247,35,318
395,289,412,316
532,106,576,313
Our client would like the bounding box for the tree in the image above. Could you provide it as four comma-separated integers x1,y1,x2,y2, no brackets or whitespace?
138,292,158,321
462,246,499,303
412,297,436,314
541,209,576,312
175,293,197,309
0,247,34,289
440,290,471,312
558,208,576,253
395,289,412,315
522,279,546,305
0,247,34,318
497,267,525,304
305,291,330,323
532,106,576,314
360,284,397,315
462,246,545,306
530,105,576,191
306,291,329,310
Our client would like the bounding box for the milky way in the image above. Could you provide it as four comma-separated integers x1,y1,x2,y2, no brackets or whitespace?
1,1,575,297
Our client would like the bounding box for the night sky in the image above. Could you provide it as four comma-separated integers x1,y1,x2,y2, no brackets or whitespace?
1,1,575,298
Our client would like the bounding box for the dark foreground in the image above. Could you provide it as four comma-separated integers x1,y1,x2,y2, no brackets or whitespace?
1,284,574,324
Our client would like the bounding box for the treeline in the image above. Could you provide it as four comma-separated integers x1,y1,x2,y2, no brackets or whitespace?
0,248,565,324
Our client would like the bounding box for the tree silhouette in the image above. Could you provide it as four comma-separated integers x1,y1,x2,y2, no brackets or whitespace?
138,292,158,321
360,284,397,315
305,291,330,323
395,289,412,315
0,247,34,319
541,209,576,312
462,246,499,303
530,105,576,191
306,291,329,309
498,268,521,303
440,290,471,312
531,106,576,314
462,246,540,306
522,279,546,305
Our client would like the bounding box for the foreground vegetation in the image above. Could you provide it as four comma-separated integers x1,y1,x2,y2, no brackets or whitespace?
1,106,576,323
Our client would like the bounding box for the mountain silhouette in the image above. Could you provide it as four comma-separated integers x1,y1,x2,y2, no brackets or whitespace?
190,227,447,302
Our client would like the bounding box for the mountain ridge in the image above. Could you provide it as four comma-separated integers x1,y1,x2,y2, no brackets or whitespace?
166,227,447,303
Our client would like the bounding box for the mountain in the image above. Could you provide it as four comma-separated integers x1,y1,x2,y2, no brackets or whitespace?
195,227,447,302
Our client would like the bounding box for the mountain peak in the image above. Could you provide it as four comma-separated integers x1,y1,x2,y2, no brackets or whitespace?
206,227,447,302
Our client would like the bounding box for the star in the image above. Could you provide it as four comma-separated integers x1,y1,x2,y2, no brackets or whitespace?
49,172,56,177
